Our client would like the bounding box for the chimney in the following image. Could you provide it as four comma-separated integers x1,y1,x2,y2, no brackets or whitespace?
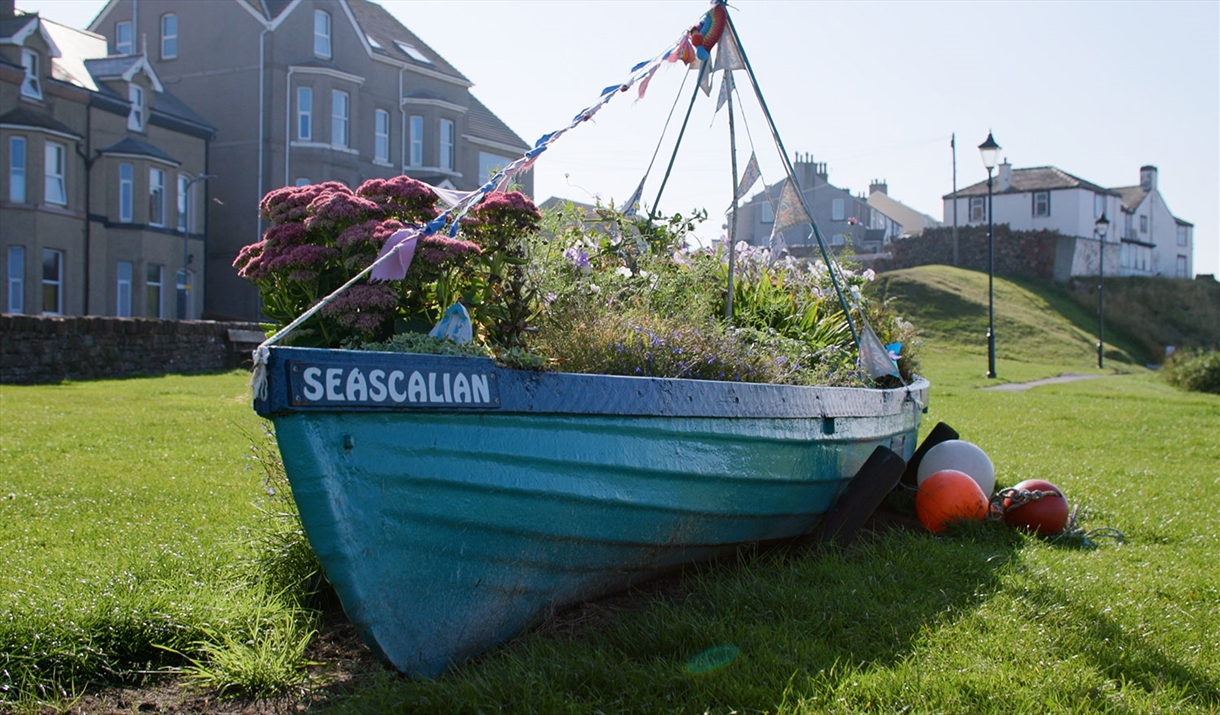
997,159,1012,192
1,0,16,18
869,179,888,196
1140,165,1157,191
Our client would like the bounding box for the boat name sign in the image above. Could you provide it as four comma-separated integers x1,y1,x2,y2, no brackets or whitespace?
287,359,499,409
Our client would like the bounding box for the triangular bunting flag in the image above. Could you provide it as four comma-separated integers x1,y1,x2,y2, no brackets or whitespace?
623,177,645,218
773,179,810,233
858,324,901,380
714,72,734,117
734,152,760,200
713,29,745,73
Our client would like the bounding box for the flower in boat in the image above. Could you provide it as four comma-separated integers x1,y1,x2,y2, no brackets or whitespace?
319,283,400,334
563,246,591,271
356,176,440,223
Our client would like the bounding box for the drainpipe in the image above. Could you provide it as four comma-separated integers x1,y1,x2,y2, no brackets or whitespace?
257,25,270,246
76,103,94,314
398,65,406,173
285,66,295,185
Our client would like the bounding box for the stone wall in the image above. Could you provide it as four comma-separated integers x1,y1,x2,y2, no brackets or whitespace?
873,225,1072,280
0,315,266,384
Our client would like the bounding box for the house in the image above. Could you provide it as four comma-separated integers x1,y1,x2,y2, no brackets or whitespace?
866,180,940,237
2,1,215,318
736,153,902,259
86,0,534,321
942,162,1193,281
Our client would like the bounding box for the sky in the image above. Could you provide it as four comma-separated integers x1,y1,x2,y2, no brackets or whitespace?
21,0,1220,278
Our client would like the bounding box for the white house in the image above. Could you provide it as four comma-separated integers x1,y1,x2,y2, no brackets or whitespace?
942,162,1193,281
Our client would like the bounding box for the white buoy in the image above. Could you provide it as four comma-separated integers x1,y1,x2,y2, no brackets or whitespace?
916,439,996,496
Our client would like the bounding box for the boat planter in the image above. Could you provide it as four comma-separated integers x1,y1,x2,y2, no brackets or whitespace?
254,345,928,677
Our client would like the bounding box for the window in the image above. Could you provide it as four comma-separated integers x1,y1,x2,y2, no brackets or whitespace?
1124,213,1133,240
1176,255,1188,278
119,163,133,222
160,14,178,59
831,233,847,246
478,152,512,183
117,261,132,316
970,197,985,222
760,201,774,223
374,109,390,163
176,269,192,319
9,137,26,203
115,20,133,54
314,10,332,58
7,246,24,314
1033,191,1050,217
331,90,349,147
128,84,145,132
295,177,311,187
149,167,165,226
145,263,163,318
42,249,62,315
1140,215,1148,234
20,49,42,100
409,115,423,166
177,174,189,232
1177,225,1189,246
1094,193,1105,219
832,198,845,221
394,41,431,64
297,87,312,140
439,119,454,171
44,142,66,206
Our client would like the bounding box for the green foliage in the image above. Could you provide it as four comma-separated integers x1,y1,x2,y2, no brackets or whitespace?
1163,348,1220,394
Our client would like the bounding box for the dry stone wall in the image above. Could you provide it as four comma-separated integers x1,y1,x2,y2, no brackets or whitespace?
0,315,266,384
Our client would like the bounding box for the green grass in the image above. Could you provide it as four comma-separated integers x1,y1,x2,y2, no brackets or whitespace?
2,266,1218,712
0,372,316,706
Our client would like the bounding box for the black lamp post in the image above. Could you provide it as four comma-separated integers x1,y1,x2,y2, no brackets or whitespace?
1095,212,1110,369
978,131,1000,378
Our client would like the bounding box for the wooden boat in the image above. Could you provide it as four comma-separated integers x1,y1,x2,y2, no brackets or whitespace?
254,345,928,677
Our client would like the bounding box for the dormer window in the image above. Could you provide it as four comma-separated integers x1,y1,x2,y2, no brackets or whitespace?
115,20,133,54
314,10,332,58
161,14,178,60
128,84,145,132
20,49,42,100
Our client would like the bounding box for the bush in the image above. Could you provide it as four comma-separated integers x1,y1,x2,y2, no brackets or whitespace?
1164,349,1220,394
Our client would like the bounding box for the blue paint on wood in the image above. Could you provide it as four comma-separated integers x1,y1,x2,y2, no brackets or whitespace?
255,346,928,677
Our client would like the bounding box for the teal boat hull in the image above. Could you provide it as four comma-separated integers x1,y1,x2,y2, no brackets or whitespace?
254,346,928,677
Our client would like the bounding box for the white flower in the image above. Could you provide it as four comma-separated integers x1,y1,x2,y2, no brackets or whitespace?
615,266,632,278
862,269,876,282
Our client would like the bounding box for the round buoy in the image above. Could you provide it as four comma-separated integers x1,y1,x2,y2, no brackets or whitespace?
1002,479,1069,536
916,440,996,496
915,469,990,533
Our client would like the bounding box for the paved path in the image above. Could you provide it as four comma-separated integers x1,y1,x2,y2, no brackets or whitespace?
985,372,1112,392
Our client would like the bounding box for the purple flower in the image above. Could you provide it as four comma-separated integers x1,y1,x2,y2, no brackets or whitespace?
563,247,590,269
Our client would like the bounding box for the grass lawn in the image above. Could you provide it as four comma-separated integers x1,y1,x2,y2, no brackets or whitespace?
2,268,1218,712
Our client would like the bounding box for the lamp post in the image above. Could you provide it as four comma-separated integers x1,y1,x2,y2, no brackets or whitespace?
978,131,1000,378
179,173,215,319
1095,212,1110,369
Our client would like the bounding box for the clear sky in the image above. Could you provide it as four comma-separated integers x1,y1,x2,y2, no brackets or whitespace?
22,0,1220,278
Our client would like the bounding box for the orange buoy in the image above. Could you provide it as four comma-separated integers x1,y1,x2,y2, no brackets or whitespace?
1002,479,1069,536
916,469,989,533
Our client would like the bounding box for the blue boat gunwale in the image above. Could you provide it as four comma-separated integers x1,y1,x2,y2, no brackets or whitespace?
254,345,928,420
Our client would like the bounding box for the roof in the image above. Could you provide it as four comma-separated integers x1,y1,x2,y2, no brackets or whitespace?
83,55,141,79
41,16,108,91
0,105,81,138
466,94,529,152
1113,185,1149,212
98,136,180,164
944,166,1121,198
0,14,38,42
261,0,295,21
345,0,469,83
149,91,216,134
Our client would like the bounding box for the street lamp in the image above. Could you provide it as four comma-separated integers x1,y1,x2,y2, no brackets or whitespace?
179,173,216,319
978,131,1000,378
1095,212,1110,369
